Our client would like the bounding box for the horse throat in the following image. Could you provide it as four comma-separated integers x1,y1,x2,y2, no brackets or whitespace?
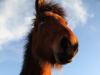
20,56,52,75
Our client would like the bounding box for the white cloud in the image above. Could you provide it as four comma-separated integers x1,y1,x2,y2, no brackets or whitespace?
0,0,34,46
0,26,14,45
74,0,88,23
61,0,91,29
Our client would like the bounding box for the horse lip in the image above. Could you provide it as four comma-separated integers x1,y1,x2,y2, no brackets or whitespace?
66,59,72,63
53,51,73,64
57,58,72,64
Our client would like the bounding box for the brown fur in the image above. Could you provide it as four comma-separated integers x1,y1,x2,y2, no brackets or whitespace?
20,0,78,75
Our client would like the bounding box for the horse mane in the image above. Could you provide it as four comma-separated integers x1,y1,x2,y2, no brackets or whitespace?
36,2,65,17
34,1,65,31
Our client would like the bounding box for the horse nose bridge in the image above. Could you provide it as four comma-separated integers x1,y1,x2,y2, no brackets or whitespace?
69,32,78,46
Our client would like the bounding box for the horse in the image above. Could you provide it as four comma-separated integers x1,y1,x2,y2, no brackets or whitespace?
20,0,78,75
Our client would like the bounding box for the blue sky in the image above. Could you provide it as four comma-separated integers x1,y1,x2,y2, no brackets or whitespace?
0,0,100,75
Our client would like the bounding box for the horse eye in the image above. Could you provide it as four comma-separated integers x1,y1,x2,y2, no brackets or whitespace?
39,22,45,31
40,22,44,25
51,29,57,33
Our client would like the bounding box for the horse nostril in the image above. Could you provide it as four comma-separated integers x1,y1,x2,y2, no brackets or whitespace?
60,36,78,53
73,43,78,52
60,36,70,50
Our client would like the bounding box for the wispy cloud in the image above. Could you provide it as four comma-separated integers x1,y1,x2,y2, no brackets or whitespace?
73,0,88,23
61,0,93,29
0,0,34,46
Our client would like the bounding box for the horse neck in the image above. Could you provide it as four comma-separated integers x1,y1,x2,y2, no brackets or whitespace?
41,63,52,75
20,31,52,75
20,58,52,75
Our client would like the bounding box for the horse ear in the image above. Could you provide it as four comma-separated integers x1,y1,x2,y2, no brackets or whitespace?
35,0,45,12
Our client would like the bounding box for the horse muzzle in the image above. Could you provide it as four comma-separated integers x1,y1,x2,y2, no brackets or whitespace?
54,36,78,64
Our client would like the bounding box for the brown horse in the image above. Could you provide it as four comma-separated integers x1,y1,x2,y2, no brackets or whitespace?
20,0,78,75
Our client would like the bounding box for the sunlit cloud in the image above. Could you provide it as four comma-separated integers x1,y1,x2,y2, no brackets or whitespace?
73,0,88,23
60,0,93,29
0,0,34,46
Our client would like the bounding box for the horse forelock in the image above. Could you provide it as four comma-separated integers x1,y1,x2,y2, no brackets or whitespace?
36,2,65,17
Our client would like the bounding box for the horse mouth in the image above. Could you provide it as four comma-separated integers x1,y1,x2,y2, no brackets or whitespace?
54,44,78,64
54,51,73,64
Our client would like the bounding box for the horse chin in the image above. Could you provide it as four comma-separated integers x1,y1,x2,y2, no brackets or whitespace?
53,52,73,65
56,57,72,65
